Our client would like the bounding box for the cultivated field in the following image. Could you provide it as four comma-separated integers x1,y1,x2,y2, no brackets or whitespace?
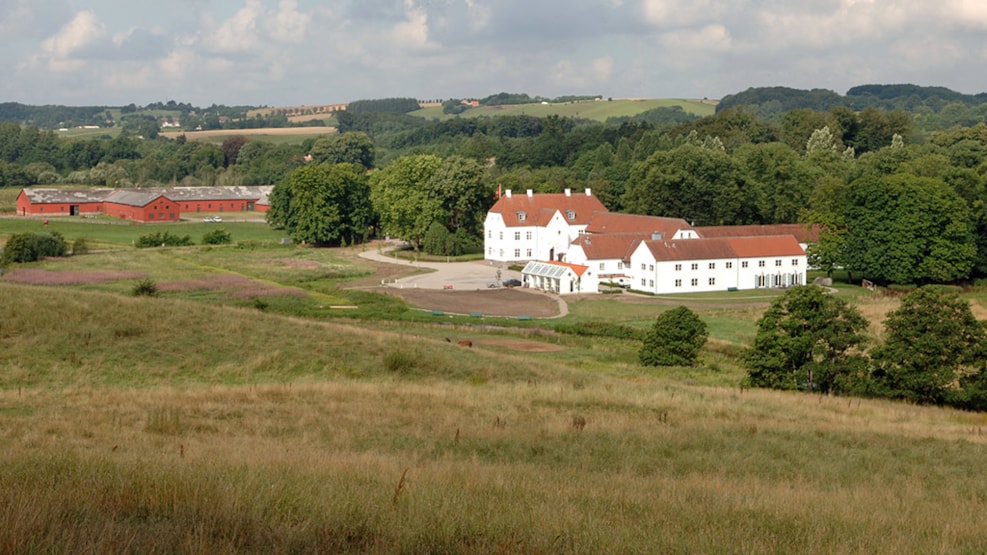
411,98,718,122
2,219,987,552
160,126,337,145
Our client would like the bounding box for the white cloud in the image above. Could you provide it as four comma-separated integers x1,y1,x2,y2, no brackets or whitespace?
41,10,105,59
208,0,263,53
392,5,436,50
268,0,309,43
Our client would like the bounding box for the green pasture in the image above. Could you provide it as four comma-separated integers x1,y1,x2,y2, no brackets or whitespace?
0,216,284,249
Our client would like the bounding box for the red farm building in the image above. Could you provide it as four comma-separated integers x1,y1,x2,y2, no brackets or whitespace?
15,186,272,222
102,190,180,222
17,188,113,217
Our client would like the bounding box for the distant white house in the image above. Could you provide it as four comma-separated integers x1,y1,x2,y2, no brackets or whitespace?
483,188,606,263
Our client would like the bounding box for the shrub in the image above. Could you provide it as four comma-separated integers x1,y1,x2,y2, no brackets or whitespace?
1,232,68,266
132,279,159,297
71,237,90,255
554,321,645,341
202,228,233,245
135,232,193,248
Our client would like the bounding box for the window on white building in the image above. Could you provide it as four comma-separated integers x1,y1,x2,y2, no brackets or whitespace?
649,264,654,271
599,263,605,271
514,232,521,241
758,260,765,268
691,263,698,270
709,277,716,285
775,259,782,267
526,249,532,258
691,278,698,286
641,263,646,270
742,261,748,268
499,232,503,240
566,210,575,220
649,279,654,287
499,249,504,258
726,262,733,269
675,264,682,271
517,211,526,222
487,230,492,239
709,262,715,269
526,231,532,240
675,279,682,287
514,249,521,258
792,259,799,266
641,278,646,286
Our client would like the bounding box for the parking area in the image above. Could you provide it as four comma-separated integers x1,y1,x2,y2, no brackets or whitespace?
359,249,524,291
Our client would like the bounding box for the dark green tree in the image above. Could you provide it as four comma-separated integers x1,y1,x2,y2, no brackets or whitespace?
744,286,868,393
308,132,375,169
270,162,373,246
622,143,756,226
639,306,708,366
838,174,975,284
871,287,986,404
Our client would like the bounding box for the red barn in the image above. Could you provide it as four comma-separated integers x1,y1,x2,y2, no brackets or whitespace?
102,191,180,222
16,186,272,221
16,188,112,216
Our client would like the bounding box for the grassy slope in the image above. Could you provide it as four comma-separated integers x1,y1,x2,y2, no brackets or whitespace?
2,282,987,553
410,98,718,122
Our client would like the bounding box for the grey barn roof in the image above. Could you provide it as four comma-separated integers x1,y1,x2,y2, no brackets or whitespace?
22,186,273,205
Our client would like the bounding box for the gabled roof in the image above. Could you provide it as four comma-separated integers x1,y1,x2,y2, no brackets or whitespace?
19,188,115,204
104,190,170,207
522,260,589,278
695,223,820,243
641,235,804,262
723,235,806,257
154,186,273,202
19,186,274,206
571,232,647,261
585,212,691,236
489,189,607,227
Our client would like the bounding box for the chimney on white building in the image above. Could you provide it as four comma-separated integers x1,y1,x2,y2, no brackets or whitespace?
564,188,571,197
526,189,533,197
585,188,592,196
505,189,512,198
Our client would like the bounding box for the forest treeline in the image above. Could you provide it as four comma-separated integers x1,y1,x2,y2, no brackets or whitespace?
5,84,987,284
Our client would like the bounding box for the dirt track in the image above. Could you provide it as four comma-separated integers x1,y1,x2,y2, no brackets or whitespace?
381,287,561,318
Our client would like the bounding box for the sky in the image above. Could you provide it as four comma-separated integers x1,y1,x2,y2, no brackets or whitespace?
2,0,987,107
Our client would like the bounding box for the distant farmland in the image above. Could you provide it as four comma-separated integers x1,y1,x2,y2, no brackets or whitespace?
160,126,337,144
410,98,718,122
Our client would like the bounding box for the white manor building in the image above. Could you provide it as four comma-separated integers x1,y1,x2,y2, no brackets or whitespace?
483,190,812,295
484,188,606,263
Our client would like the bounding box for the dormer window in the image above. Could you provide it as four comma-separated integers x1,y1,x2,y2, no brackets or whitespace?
565,210,575,220
517,211,526,222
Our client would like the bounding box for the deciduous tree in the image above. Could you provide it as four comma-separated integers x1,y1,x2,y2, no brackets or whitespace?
871,287,986,404
639,306,708,367
744,286,868,393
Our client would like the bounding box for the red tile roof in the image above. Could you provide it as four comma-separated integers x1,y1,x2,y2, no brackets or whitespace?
585,212,691,236
544,260,590,277
643,235,804,262
695,223,820,243
489,190,607,227
571,233,648,260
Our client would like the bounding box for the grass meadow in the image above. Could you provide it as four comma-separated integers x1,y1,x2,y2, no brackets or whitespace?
3,219,987,552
